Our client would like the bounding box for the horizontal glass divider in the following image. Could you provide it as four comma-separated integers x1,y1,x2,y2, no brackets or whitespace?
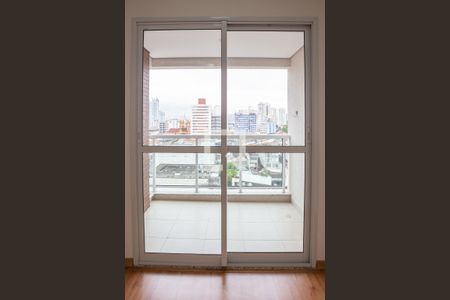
152,185,282,189
140,146,222,153
225,146,306,153
140,146,307,153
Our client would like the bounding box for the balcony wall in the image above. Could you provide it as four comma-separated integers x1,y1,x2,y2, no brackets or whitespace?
288,47,306,211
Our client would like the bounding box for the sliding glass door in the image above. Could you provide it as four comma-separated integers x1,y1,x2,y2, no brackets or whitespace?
134,20,311,266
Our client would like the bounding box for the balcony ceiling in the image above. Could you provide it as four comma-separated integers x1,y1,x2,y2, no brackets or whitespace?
144,31,304,59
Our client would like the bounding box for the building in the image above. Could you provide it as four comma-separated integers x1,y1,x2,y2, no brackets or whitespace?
167,119,179,130
268,107,278,124
149,97,160,130
227,113,235,131
278,108,287,126
211,105,221,134
159,111,165,123
211,115,221,134
191,98,211,135
256,102,269,133
178,119,191,134
266,121,277,134
212,105,221,117
257,102,269,120
234,112,257,133
159,121,168,133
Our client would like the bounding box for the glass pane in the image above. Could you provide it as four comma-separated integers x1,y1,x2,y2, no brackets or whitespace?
142,30,221,146
143,153,221,254
227,31,305,146
226,153,305,252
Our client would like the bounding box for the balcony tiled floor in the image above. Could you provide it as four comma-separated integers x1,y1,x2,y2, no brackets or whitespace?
144,200,304,253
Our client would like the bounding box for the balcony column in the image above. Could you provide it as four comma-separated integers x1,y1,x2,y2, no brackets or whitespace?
195,137,199,193
152,153,157,194
282,137,286,193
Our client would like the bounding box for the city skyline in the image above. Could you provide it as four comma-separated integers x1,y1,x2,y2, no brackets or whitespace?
149,69,288,120
150,97,287,135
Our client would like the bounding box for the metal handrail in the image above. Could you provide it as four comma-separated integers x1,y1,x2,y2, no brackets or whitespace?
148,133,291,139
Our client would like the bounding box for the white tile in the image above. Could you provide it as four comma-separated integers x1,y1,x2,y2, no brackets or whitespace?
144,201,306,255
146,202,182,220
244,240,286,252
203,239,221,254
208,203,222,221
266,203,303,222
274,222,303,240
242,222,281,240
283,240,304,252
205,221,221,239
239,206,274,222
227,240,245,252
162,239,205,254
144,237,166,253
144,220,175,238
177,202,220,221
168,221,208,239
227,204,240,221
227,222,246,240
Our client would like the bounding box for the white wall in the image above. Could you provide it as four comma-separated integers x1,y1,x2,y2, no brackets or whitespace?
125,0,325,261
288,48,305,214
288,47,305,146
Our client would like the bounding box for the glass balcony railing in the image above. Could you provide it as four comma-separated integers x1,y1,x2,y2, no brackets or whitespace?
146,134,291,195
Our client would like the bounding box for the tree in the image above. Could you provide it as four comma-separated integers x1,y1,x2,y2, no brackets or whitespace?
219,162,239,185
259,168,270,177
227,162,238,185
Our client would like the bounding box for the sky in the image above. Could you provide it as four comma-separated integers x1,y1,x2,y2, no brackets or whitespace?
149,69,288,119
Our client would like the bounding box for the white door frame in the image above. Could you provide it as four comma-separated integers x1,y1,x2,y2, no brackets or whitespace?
130,17,319,267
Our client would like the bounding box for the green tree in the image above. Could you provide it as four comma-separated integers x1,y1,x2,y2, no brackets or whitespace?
259,168,270,177
226,162,238,185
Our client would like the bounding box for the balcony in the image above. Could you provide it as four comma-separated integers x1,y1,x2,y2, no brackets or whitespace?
143,134,305,253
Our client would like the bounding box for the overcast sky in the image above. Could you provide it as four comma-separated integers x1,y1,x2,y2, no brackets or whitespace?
149,69,288,119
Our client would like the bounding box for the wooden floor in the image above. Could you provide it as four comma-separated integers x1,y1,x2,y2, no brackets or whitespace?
125,268,325,300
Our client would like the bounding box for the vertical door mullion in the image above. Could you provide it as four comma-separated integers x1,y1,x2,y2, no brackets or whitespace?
304,26,312,262
220,20,228,266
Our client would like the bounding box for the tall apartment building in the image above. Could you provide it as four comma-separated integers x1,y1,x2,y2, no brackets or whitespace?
278,108,287,126
257,102,269,133
234,112,257,133
149,97,160,130
211,105,221,134
268,107,278,124
191,98,211,135
159,122,168,133
211,115,221,134
227,113,235,131
257,102,269,119
159,111,166,123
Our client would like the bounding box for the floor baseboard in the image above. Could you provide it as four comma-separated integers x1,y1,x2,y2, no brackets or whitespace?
126,258,325,271
316,260,325,270
125,258,134,268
